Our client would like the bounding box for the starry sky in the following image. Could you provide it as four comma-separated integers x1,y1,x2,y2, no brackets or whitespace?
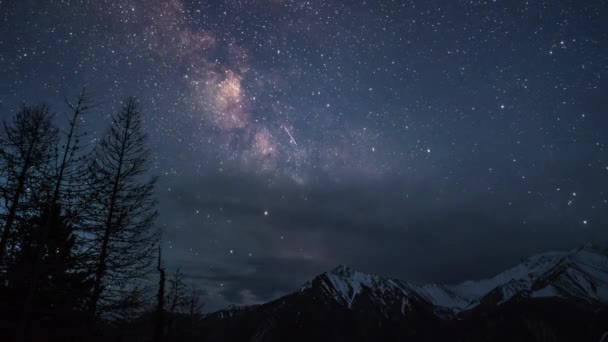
1,0,607,311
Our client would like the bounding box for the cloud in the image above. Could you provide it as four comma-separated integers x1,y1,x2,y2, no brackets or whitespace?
158,171,608,310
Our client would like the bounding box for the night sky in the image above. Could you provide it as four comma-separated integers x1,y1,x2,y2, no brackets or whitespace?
1,0,607,311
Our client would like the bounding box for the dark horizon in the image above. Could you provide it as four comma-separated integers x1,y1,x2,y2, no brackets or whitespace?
1,0,607,312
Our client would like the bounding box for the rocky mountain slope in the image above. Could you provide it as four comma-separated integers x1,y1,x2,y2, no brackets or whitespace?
198,245,608,342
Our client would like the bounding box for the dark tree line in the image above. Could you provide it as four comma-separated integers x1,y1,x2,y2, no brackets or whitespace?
0,92,204,341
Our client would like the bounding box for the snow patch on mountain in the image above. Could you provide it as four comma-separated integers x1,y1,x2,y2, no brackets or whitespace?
309,245,608,314
450,251,563,300
409,283,470,309
447,245,608,306
320,265,409,309
532,284,560,298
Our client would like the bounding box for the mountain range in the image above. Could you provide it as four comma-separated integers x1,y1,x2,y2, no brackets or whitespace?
199,245,608,342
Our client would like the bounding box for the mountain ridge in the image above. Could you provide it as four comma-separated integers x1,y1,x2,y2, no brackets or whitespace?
295,244,608,316
198,245,608,342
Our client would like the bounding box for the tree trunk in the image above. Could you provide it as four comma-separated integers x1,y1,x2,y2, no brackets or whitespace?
88,109,131,317
154,246,165,342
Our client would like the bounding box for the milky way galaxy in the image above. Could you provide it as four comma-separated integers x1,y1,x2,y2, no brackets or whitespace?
1,0,607,310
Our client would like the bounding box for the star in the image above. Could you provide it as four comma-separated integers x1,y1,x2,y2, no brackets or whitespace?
1,0,605,314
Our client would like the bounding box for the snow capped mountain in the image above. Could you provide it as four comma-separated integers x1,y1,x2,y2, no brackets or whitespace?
307,264,467,314
199,245,608,342
453,244,608,308
307,245,608,314
308,265,411,309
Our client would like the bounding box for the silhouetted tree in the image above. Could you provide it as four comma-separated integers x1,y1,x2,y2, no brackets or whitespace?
185,286,205,319
184,285,205,340
167,268,188,316
7,203,93,340
84,97,159,318
154,246,166,342
164,267,187,339
0,105,57,269
0,94,163,340
15,89,93,340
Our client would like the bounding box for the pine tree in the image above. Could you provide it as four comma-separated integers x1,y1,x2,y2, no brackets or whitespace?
164,267,189,339
8,203,93,338
166,268,188,316
84,97,159,318
0,105,57,273
15,89,93,340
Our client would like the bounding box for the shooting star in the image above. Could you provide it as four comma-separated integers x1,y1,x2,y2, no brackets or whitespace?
283,126,298,146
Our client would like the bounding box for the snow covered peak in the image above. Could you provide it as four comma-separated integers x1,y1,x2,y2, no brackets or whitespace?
329,265,357,278
308,245,608,314
450,246,608,306
320,266,390,308
314,266,469,312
